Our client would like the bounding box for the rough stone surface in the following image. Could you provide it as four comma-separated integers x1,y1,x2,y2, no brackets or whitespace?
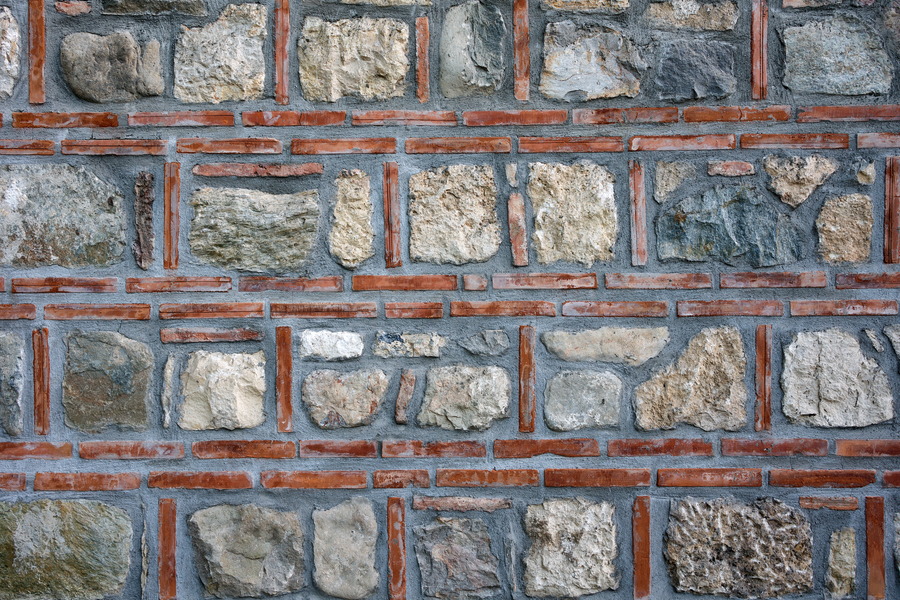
415,517,500,600
60,32,162,103
645,0,739,30
459,330,510,356
665,497,813,598
656,185,802,267
764,154,838,207
440,1,505,98
0,500,132,600
524,498,618,597
857,161,876,185
190,187,319,273
189,504,304,599
342,0,429,3
541,327,669,365
418,366,510,431
781,329,893,428
409,165,501,265
298,330,364,362
655,161,696,203
528,161,617,265
0,164,125,268
373,332,447,358
542,0,629,12
102,0,207,14
865,329,885,353
161,355,176,429
174,4,267,103
179,351,267,431
888,0,900,41
0,333,24,437
782,17,893,95
544,370,622,431
302,369,389,429
655,39,736,102
313,498,378,600
0,8,19,99
539,21,644,101
635,327,747,431
299,17,409,102
330,170,374,270
826,528,856,598
133,171,154,271
62,331,153,434
816,194,873,263
885,325,900,360
894,513,900,579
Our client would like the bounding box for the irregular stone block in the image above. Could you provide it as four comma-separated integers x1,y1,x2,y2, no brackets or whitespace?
133,171,154,270
782,17,893,95
654,161,696,202
342,0,429,4
544,370,622,431
63,331,153,433
330,170,374,270
816,194,873,263
298,330,364,362
0,8,20,99
409,165,501,265
418,365,510,431
826,528,856,598
763,154,838,207
541,327,669,365
313,498,379,599
635,327,747,431
645,0,738,30
665,498,813,598
302,369,389,428
885,325,900,360
0,333,24,437
174,4,267,103
299,17,409,102
189,504,304,599
528,161,617,265
373,332,448,358
102,0,207,14
459,330,510,356
781,329,893,428
440,1,506,98
61,32,162,103
179,351,267,431
888,0,900,42
415,517,500,599
0,165,125,268
856,161,876,185
542,0,629,13
524,498,618,596
539,21,644,100
655,39,736,102
190,187,319,273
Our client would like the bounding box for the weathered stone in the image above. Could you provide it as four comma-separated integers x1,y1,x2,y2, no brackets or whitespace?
302,369,389,429
655,161,696,203
103,0,206,14
0,164,125,268
459,330,510,356
888,0,900,42
133,171,154,271
544,370,622,431
189,504,304,599
174,4,267,103
330,170,374,270
409,165,501,265
656,185,802,267
541,327,669,365
342,0,429,4
190,187,319,273
505,163,519,187
781,329,893,428
415,517,500,600
635,327,746,431
856,160,876,185
0,500,132,600
542,0,629,13
865,329,885,353
0,8,20,99
894,513,900,578
665,498,813,598
826,528,856,598
782,17,893,95
524,498,618,597
418,366,510,431
299,17,409,102
161,355,176,429
528,161,617,265
63,331,153,433
816,194,873,263
763,154,838,207
440,1,505,98
179,351,266,431
373,332,447,358
645,0,738,30
655,39,736,101
539,21,644,100
60,32,162,103
313,498,378,600
0,334,23,437
885,325,900,360
298,330,364,362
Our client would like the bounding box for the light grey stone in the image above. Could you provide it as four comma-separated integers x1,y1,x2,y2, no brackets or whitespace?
655,39,736,102
528,161,617,265
665,498,813,598
827,528,856,598
313,498,378,600
415,517,500,600
298,330,364,362
0,333,24,437
817,194,873,263
174,4,267,103
542,0,629,13
885,325,900,359
373,332,448,358
865,329,885,353
190,187,319,273
418,365,510,431
524,498,618,597
635,327,747,431
544,370,622,431
889,0,900,42
541,327,669,365
764,154,838,207
782,329,893,428
179,351,267,431
655,161,696,203
645,0,739,30
0,164,125,268
342,0,429,3
161,355,176,429
61,32,162,103
409,165,501,265
102,0,207,14
0,8,20,99
189,504,304,599
302,369,389,429
505,164,519,188
459,330,510,356
440,1,506,98
330,170,374,270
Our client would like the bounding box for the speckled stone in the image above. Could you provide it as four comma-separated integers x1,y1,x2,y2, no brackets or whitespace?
415,517,500,599
302,369,389,429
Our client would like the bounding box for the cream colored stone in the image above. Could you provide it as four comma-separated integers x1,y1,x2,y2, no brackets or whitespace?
541,328,669,365
654,161,696,203
816,194,872,263
418,366,510,431
763,154,838,207
857,161,876,185
645,0,739,30
826,528,856,598
179,351,266,431
302,369,389,429
542,0,629,12
330,170,374,269
373,332,447,358
297,331,364,361
0,8,19,99
313,498,379,599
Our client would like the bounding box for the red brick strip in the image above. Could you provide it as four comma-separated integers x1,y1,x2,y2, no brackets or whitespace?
260,471,367,489
127,277,231,293
629,134,735,151
450,301,555,317
28,0,45,104
518,325,536,433
298,441,378,458
751,0,767,100
384,162,402,269
129,111,234,127
0,140,54,155
658,468,763,487
413,497,511,512
835,273,900,288
45,304,151,320
416,17,430,104
62,139,167,156
0,305,36,320
35,472,141,491
573,107,678,124
385,302,443,319
12,277,117,293
545,469,651,487
32,328,50,435
353,275,455,292
740,133,849,149
605,273,712,289
353,111,455,126
374,471,430,489
159,303,264,320
158,499,177,600
492,273,597,290
160,328,262,343
149,471,253,490
0,474,26,491
193,163,323,178
463,110,566,126
387,497,406,600
164,162,180,270
436,469,539,487
382,441,486,458
508,193,529,266
683,106,790,122
238,277,342,292
720,272,827,288
178,138,282,154
193,441,296,459
0,442,71,460
633,496,651,600
276,326,293,433
722,439,827,456
866,497,886,600
630,160,648,266
79,442,184,460
836,440,900,457
271,302,378,319
242,111,345,127
755,324,772,432
494,439,600,458
677,300,784,317
561,301,667,318
886,157,900,264
607,439,713,457
274,0,289,105
14,112,118,127
406,137,512,153
798,497,859,511
518,136,623,153
513,0,529,102
292,138,395,154
885,472,900,487
797,105,900,122
770,469,876,488
858,133,900,148
462,275,488,291
789,300,898,316
56,1,91,15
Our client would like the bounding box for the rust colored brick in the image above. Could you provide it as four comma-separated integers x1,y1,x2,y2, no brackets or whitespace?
450,301,555,317
149,471,253,490
159,303,264,320
385,302,444,319
298,441,378,458
45,304,151,320
721,438,827,457
0,474,26,491
885,471,900,487
633,496,651,600
886,157,900,264
387,497,407,600
61,139,167,156
274,0,289,104
572,107,678,124
836,440,900,457
79,442,184,460
192,441,296,460
755,324,772,432
630,160,648,266
463,110,566,126
0,140,54,155
798,497,859,510
866,497,886,600
193,163,324,178
740,133,849,149
416,16,430,104
607,439,713,457
260,471,368,489
518,136,624,153
395,370,416,424
751,0,767,99
561,301,668,318
683,106,790,122
605,273,712,289
353,110,456,126
657,468,763,487
242,111,346,127
383,161,402,269
126,277,231,293
177,138,282,154
0,442,71,460
164,162,180,270
677,300,784,317
769,469,877,488
544,469,651,487
128,111,234,127
382,441,486,459
797,105,900,122
375,471,430,489
14,112,118,127
0,305,36,320
11,277,117,293
628,134,736,151
28,0,45,104
518,325,536,433
708,160,756,176
276,326,293,433
158,499,177,600
32,328,50,435
239,277,342,292
55,1,91,15
835,273,900,288
353,275,456,292
160,328,263,343
462,275,488,291
406,137,512,154
436,469,539,487
508,193,529,266
720,272,827,288
789,299,898,316
292,138,396,154
492,273,597,290
413,497,511,512
35,472,141,491
493,439,600,459
858,132,900,148
272,303,378,319
513,0,529,101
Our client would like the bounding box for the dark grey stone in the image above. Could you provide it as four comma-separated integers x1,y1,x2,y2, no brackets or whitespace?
0,333,24,437
133,171,154,271
102,0,206,14
439,0,506,98
655,39,736,102
459,330,510,356
60,32,163,103
415,517,501,599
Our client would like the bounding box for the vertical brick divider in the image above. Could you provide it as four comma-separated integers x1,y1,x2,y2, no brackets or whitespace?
164,163,181,270
416,17,430,104
276,326,293,432
629,160,648,266
866,496,886,600
509,192,529,266
32,328,50,435
513,0,530,102
274,0,290,105
158,498,177,600
387,497,407,600
754,324,772,431
28,0,45,104
885,156,899,264
518,325,536,433
751,0,768,100
384,162,402,268
632,496,651,600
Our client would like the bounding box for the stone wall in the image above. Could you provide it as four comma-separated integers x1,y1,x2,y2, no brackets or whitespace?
0,0,899,599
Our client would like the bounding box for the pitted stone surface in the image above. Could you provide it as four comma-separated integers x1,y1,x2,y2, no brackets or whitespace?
655,39,736,102
764,154,838,207
816,193,873,263
544,370,622,431
298,330,365,362
330,170,374,270
781,329,893,428
440,1,505,98
665,497,813,598
886,325,900,359
826,528,856,598
541,327,669,365
635,327,747,431
655,161,696,203
302,369,389,429
459,330,510,356
373,332,448,358
179,351,267,431
524,498,619,597
542,0,629,12
0,8,19,100
415,517,501,600
313,498,379,599
0,333,24,437
645,0,738,30
61,32,162,103
189,504,304,599
418,366,510,431
103,0,207,13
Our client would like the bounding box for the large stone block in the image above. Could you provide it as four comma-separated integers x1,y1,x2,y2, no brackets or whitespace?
0,8,19,99
179,351,267,431
541,327,669,365
313,498,379,599
654,161,696,202
330,170,374,270
440,1,506,98
0,333,24,437
544,370,622,431
302,369,389,428
655,39,736,102
816,194,873,263
763,154,838,207
415,517,500,599
418,365,510,431
61,32,162,103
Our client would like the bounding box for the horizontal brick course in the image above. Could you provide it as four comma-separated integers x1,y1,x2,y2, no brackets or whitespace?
769,469,877,488
494,439,600,458
607,439,713,457
544,469,652,487
260,471,367,489
192,441,296,460
383,441,486,458
35,472,141,491
657,468,763,487
436,469,539,487
149,471,253,490
79,442,184,460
